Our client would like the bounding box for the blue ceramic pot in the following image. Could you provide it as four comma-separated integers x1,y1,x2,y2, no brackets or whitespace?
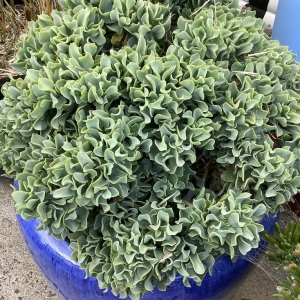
16,212,278,300
272,0,300,61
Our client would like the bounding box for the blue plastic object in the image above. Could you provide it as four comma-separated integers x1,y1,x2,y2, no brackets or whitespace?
16,213,278,300
272,0,300,61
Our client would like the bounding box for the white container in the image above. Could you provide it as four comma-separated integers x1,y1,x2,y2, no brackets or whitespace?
263,0,278,29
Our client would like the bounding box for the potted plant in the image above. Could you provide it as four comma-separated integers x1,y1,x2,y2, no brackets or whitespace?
264,218,300,300
1,0,300,299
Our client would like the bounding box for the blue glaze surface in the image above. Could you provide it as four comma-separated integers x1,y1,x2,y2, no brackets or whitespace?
272,0,300,61
15,181,279,300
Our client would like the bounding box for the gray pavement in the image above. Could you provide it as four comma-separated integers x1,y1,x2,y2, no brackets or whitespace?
0,168,289,300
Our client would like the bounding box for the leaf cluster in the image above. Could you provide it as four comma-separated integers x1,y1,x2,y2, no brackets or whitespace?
264,219,300,300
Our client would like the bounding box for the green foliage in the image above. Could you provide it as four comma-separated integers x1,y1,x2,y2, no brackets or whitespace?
264,219,300,300
1,0,300,299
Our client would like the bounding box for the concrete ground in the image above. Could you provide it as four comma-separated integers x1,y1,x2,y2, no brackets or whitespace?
0,168,292,300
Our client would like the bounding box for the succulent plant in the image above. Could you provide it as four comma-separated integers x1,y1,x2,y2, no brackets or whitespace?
1,0,300,299
264,219,300,300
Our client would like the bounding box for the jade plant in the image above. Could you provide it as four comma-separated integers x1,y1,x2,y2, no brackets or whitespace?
1,0,300,299
264,219,300,300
